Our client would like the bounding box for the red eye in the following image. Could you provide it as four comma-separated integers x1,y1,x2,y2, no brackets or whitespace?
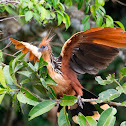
42,46,45,48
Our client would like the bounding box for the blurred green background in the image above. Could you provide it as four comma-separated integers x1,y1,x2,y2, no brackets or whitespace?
0,0,126,126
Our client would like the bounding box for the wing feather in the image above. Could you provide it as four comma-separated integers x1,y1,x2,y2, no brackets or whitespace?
9,38,41,62
61,27,126,74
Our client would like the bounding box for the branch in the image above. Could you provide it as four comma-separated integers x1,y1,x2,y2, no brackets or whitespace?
0,0,19,4
81,98,122,107
0,15,25,22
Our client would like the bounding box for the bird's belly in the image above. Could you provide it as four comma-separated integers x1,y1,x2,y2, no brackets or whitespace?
48,71,75,97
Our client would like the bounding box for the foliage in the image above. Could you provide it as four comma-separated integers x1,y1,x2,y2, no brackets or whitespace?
0,0,126,126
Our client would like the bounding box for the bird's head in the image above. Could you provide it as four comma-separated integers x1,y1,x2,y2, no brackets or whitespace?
38,32,53,62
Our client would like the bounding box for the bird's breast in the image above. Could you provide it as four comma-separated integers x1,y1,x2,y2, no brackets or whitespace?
46,62,75,97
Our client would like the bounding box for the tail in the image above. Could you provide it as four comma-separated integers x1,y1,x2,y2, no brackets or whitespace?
58,88,110,123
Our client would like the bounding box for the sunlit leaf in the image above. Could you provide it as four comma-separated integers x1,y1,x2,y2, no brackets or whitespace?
63,12,70,29
97,89,121,103
96,16,103,26
114,21,125,31
83,21,90,31
17,71,32,77
17,92,39,106
95,74,115,85
45,75,57,85
29,100,56,120
40,7,47,21
105,15,114,27
40,78,49,90
90,5,96,17
120,121,126,126
76,113,86,126
25,11,33,22
0,66,8,88
97,107,116,126
58,107,70,126
81,15,90,24
60,94,77,106
86,116,97,126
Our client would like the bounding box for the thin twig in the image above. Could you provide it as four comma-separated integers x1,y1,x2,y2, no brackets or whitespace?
0,15,25,22
3,52,16,57
112,0,126,6
0,62,6,66
2,41,12,51
81,98,122,107
0,35,13,42
0,0,19,4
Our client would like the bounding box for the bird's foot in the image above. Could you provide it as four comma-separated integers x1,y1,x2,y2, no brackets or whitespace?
77,95,84,109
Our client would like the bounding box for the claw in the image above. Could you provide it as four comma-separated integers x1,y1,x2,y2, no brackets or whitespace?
77,95,84,109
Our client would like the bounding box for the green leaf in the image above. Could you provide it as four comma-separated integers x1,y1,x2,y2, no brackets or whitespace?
29,100,56,120
120,121,126,126
48,86,57,99
0,50,3,62
17,71,32,77
90,5,96,17
40,7,47,21
58,107,71,126
97,107,116,126
81,15,90,24
3,65,14,86
83,21,90,31
95,0,105,6
0,87,7,94
0,93,5,104
95,74,115,85
45,75,57,85
86,116,97,126
105,15,114,27
0,66,8,88
63,12,70,29
20,78,31,85
121,101,126,107
14,64,24,73
57,11,63,26
40,78,49,90
78,0,83,10
60,94,77,106
96,16,103,26
97,89,121,103
25,11,33,22
65,0,72,8
39,56,48,68
21,88,38,101
17,92,39,106
76,113,86,126
120,67,126,76
33,84,47,94
114,21,125,31
33,13,40,22
12,53,26,70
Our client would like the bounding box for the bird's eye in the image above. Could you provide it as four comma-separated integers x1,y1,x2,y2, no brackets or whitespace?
42,45,45,48
41,45,48,51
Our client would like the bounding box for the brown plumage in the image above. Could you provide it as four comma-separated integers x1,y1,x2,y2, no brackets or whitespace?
10,27,126,98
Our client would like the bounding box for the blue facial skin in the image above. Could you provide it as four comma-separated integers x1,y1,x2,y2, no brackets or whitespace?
38,45,48,52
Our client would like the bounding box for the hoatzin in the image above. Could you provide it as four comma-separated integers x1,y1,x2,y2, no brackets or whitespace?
10,27,126,121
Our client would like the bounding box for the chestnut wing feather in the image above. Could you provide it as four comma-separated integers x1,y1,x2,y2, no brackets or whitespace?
9,38,41,63
61,27,126,74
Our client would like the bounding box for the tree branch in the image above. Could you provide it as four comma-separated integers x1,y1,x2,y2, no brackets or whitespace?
81,98,122,107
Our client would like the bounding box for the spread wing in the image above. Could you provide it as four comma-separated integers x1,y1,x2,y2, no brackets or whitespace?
60,27,126,74
9,38,41,62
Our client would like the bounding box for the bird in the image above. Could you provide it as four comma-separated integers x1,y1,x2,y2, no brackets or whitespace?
9,27,126,121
